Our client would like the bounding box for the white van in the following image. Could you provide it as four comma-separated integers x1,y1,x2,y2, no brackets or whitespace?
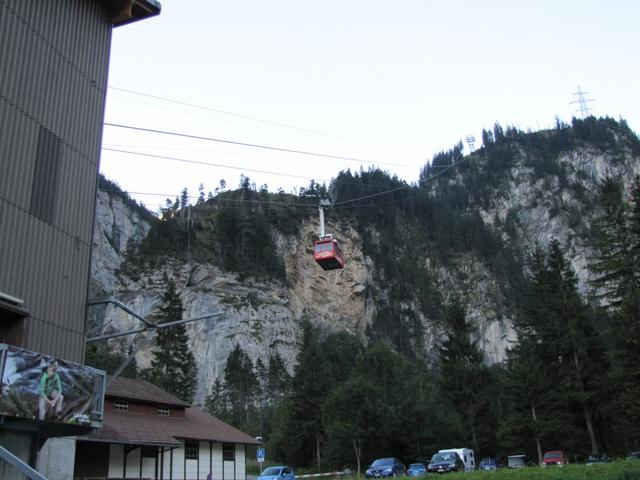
438,448,475,472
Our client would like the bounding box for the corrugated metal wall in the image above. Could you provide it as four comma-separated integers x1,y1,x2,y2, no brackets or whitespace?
0,0,112,362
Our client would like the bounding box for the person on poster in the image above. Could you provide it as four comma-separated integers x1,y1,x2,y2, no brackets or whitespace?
38,360,64,420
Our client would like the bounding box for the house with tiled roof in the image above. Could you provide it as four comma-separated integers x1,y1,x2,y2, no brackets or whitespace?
74,377,259,480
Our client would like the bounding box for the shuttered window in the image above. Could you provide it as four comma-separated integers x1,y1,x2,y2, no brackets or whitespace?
30,126,62,224
185,441,198,459
223,443,235,461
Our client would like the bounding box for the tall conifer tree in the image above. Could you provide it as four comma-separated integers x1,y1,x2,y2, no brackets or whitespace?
145,279,198,403
438,298,493,455
223,344,257,428
526,241,607,455
591,176,640,448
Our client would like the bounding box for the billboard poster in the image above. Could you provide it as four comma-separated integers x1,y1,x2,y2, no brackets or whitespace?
0,344,105,427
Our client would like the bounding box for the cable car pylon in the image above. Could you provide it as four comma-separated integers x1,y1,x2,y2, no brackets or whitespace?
313,200,345,271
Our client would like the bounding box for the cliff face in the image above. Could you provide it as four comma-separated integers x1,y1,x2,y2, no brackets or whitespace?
90,211,375,402
476,144,640,289
90,124,640,404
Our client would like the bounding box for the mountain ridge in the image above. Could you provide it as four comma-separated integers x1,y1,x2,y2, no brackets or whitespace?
89,116,640,404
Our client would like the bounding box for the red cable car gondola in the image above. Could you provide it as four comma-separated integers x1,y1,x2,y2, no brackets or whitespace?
313,202,345,271
313,236,344,271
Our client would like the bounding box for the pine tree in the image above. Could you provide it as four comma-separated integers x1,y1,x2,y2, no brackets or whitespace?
500,336,569,464
526,241,608,455
591,177,634,307
85,343,138,378
204,379,225,417
144,280,198,403
275,322,329,469
223,344,257,428
438,298,493,455
591,176,640,448
197,183,205,204
266,352,290,406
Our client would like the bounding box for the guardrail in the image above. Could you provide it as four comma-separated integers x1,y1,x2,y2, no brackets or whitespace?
0,445,48,480
297,471,350,478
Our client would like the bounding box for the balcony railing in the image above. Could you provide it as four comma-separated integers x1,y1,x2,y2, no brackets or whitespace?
0,445,47,480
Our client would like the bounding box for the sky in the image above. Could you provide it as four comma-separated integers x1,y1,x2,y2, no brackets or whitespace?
101,0,640,212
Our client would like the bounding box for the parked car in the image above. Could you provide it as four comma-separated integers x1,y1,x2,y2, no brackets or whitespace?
542,451,569,467
628,452,640,460
507,455,526,469
438,448,475,471
479,458,498,471
406,463,426,476
365,458,406,478
427,452,465,474
586,454,610,465
259,466,295,480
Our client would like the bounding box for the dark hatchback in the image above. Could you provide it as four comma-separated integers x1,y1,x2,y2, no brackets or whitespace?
427,452,464,474
365,458,406,478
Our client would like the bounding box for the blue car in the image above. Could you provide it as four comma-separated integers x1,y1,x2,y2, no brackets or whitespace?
259,466,295,480
479,458,498,471
406,463,426,476
365,458,406,478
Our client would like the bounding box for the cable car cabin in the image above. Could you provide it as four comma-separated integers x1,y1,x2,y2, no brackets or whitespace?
313,238,345,271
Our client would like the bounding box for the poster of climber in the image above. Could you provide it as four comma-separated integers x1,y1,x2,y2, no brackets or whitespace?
0,344,105,427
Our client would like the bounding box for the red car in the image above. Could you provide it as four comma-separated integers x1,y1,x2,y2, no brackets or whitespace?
542,451,569,467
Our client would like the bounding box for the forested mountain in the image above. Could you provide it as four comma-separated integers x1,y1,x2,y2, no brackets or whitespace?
87,117,640,468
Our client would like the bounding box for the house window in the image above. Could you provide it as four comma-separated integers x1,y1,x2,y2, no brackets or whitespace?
141,446,157,458
114,401,128,412
185,441,198,460
223,443,235,461
157,407,171,416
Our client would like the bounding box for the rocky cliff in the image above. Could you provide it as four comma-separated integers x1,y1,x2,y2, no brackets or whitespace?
90,120,640,404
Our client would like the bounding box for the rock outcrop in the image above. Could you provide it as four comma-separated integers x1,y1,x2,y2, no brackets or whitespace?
89,125,640,404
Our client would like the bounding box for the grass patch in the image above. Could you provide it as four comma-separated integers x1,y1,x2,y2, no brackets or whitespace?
252,462,640,480
391,461,640,480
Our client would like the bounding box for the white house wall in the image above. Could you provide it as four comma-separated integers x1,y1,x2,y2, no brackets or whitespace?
212,443,223,480
104,442,246,480
126,447,142,478
200,441,211,478
236,445,246,479
161,447,172,479
186,458,198,479
224,460,235,480
172,447,185,479
142,456,156,478
109,444,125,478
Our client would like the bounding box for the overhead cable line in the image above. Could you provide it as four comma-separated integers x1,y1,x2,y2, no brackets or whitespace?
104,122,421,169
103,148,322,182
101,152,470,212
334,154,472,209
100,188,318,208
108,86,427,157
102,148,400,189
333,184,409,206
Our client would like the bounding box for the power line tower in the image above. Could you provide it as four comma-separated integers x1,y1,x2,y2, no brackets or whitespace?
465,135,476,153
570,86,595,118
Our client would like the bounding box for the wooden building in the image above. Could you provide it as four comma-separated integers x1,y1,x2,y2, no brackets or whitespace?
75,377,259,480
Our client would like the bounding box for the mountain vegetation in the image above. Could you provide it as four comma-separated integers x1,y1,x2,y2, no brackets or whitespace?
87,117,640,467
141,278,198,403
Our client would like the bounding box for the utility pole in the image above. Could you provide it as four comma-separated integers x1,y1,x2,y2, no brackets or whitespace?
570,86,595,118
